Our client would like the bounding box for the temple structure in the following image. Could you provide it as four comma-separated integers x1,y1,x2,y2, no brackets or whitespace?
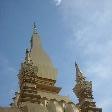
0,23,102,112
73,63,102,112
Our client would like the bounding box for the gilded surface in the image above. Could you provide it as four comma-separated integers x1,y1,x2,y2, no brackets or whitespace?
0,24,102,112
30,33,57,80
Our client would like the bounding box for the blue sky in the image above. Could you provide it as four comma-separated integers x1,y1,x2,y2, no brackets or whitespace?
0,0,112,111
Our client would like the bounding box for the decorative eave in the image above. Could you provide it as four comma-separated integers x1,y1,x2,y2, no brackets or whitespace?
36,84,61,94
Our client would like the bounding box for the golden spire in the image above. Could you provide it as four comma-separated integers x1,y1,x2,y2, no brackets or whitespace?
33,22,38,34
75,62,85,83
25,48,32,64
73,63,102,112
30,22,57,80
30,22,39,49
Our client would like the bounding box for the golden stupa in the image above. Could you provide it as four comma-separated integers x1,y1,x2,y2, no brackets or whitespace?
0,23,102,112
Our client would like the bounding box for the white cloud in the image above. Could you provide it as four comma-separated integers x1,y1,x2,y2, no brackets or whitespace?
54,0,62,6
58,0,112,111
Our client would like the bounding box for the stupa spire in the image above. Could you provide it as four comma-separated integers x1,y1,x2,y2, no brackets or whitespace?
33,22,38,34
30,22,57,80
75,62,85,83
30,22,40,49
73,63,102,112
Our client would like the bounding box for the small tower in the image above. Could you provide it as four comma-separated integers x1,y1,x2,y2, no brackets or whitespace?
73,63,102,112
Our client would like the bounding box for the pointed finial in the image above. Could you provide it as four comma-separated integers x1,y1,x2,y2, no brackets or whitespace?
25,48,31,63
33,22,38,34
75,61,77,67
75,61,80,72
75,61,78,68
26,48,29,54
75,62,86,83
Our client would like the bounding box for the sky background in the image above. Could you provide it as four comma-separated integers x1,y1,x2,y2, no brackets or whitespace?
0,0,112,111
